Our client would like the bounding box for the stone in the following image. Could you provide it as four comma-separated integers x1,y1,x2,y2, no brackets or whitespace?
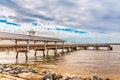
71,77,83,80
83,77,91,80
4,68,11,72
91,75,102,80
52,73,63,80
105,78,110,80
17,72,44,80
64,76,71,80
42,70,53,80
30,68,38,73
43,74,53,80
21,68,30,73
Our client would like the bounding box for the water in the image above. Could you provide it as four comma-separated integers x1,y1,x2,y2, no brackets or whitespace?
0,45,120,80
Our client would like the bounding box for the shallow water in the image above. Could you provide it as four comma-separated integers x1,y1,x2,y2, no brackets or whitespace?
0,45,120,80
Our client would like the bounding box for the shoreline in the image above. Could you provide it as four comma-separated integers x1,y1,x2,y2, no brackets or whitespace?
0,64,112,80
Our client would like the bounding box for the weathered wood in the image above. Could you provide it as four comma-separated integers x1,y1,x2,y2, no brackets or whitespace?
34,50,37,57
43,50,45,56
15,40,18,59
62,42,64,53
27,40,30,52
0,43,113,61
47,49,49,55
16,51,19,59
54,42,57,56
25,51,28,61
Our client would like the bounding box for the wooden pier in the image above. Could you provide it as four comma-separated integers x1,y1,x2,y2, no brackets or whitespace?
0,31,113,61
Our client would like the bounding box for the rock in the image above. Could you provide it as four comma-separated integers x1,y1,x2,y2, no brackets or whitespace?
30,68,38,73
43,70,53,80
91,75,102,80
21,68,30,73
4,68,11,72
43,74,53,80
64,76,71,80
105,78,110,80
17,72,44,80
71,77,83,80
52,73,63,80
42,70,51,74
83,77,91,80
9,70,19,75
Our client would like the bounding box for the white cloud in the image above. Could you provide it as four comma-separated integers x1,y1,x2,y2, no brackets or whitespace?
0,0,120,43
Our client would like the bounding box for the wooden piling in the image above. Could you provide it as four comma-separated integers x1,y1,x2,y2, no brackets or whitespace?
62,42,64,53
67,48,69,52
15,40,18,59
47,49,49,55
34,41,37,57
16,51,18,59
25,51,28,61
26,40,30,61
54,42,57,56
34,50,37,57
43,50,45,56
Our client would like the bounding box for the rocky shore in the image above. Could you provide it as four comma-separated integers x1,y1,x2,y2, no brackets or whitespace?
0,65,110,80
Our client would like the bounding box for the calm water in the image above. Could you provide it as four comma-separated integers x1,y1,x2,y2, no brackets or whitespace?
0,45,120,80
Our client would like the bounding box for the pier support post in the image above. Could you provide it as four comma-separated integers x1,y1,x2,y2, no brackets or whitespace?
94,47,99,50
15,40,18,59
25,51,28,61
108,46,112,50
25,40,30,61
62,42,64,53
27,40,30,52
43,41,47,56
43,50,45,56
54,42,57,56
16,52,19,59
34,50,37,57
34,41,37,57
47,49,49,55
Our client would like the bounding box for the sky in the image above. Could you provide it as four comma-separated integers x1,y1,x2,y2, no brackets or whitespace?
0,0,120,43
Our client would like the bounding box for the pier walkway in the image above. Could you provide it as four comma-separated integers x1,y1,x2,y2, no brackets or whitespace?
0,31,113,61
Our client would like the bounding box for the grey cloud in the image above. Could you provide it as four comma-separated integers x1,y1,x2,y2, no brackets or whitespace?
0,0,55,22
16,18,37,23
0,0,120,33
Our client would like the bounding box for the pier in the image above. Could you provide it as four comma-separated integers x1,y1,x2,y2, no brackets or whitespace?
0,31,113,61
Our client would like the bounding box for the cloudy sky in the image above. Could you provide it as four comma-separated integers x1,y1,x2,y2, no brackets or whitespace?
0,0,120,43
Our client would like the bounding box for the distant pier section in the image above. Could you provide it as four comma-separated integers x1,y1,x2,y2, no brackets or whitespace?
0,31,115,61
